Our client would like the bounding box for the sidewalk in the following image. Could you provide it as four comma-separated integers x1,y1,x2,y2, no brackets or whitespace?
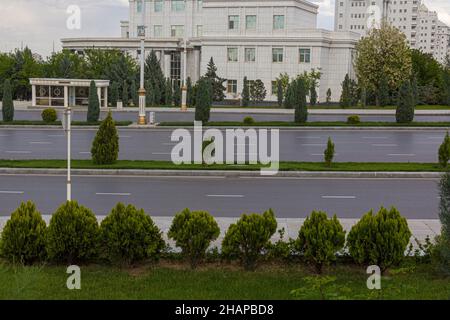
0,215,440,248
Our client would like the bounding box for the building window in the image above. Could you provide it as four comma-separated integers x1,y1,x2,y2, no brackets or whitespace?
227,48,238,62
229,15,240,30
299,48,311,63
171,52,181,82
154,25,163,37
246,15,257,30
154,0,163,12
227,80,237,94
137,25,146,37
137,0,143,13
197,25,203,37
171,25,184,37
271,81,278,95
273,15,285,30
272,48,283,62
172,0,185,12
245,48,256,62
197,0,203,10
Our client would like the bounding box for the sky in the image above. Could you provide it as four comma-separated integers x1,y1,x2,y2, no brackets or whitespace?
0,0,449,58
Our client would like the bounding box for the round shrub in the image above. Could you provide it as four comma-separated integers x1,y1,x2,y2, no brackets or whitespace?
0,202,47,264
168,208,220,269
41,108,57,123
100,203,165,265
243,116,255,125
296,211,345,274
222,209,277,271
347,207,411,273
46,201,99,264
347,115,361,124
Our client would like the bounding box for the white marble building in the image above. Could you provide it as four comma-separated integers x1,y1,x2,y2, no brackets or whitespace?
62,0,360,102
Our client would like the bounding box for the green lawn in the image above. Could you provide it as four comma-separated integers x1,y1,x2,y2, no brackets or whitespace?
0,262,448,300
209,105,450,110
0,120,132,126
158,121,450,127
0,160,446,172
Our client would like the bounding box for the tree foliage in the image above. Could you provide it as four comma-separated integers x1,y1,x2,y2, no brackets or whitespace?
438,132,450,168
91,112,119,165
205,57,226,102
242,76,250,107
2,79,14,122
87,80,100,123
395,81,415,123
249,79,267,102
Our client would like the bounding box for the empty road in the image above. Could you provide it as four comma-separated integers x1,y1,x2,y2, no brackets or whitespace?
0,127,446,162
0,174,439,219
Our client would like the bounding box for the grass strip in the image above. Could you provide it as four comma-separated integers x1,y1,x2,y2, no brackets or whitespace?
158,121,450,127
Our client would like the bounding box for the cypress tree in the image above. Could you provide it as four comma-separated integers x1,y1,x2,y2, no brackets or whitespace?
295,79,308,123
277,80,283,107
438,132,450,168
310,80,317,107
242,77,250,107
195,78,211,124
326,88,332,105
110,82,119,108
2,79,14,122
130,80,139,107
87,80,100,123
165,78,173,106
395,81,415,123
205,57,226,102
186,77,193,107
283,81,295,109
340,74,351,108
91,112,119,165
173,80,181,108
324,137,335,167
122,80,129,108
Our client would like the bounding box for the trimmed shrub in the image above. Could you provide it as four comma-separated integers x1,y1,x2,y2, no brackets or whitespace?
195,78,212,124
41,108,57,123
438,132,450,168
0,202,47,264
295,211,345,274
46,201,99,264
295,79,308,123
168,209,220,269
87,80,100,122
2,79,14,122
222,209,277,270
100,203,165,265
91,112,119,165
347,207,412,273
243,116,255,125
324,137,335,167
347,115,361,124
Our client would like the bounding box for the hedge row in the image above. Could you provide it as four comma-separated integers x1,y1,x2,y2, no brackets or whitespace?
0,201,412,272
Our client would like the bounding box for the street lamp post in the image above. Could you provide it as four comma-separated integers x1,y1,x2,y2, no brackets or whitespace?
181,38,188,111
63,85,71,201
138,0,147,125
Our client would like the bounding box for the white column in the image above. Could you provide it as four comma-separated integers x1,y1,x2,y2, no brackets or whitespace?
97,86,102,106
64,86,68,108
32,85,36,107
104,87,108,108
193,48,201,82
164,52,171,78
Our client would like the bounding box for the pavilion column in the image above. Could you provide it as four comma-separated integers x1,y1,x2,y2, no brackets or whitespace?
104,87,108,108
193,48,201,82
64,86,69,108
31,85,36,107
164,51,171,78
97,86,102,107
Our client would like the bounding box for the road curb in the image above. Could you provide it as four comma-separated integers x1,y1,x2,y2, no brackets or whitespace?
0,168,442,178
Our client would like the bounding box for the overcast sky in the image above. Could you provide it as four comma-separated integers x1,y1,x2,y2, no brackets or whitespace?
0,0,448,58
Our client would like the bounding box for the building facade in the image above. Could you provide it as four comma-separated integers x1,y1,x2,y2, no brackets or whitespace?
62,0,360,102
334,0,450,64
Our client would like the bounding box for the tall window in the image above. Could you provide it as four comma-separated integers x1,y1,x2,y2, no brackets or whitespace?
273,15,285,30
245,48,256,62
227,48,238,62
154,25,163,37
299,48,311,63
154,0,163,12
246,15,257,30
227,80,237,94
228,15,240,30
171,25,184,37
136,0,143,13
272,48,283,62
172,0,185,12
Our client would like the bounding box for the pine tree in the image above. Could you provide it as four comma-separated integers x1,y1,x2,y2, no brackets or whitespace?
277,80,283,107
122,80,129,108
130,80,139,107
411,74,419,106
395,81,415,123
87,80,100,123
326,88,332,105
439,132,450,168
145,80,154,107
186,77,193,107
110,82,119,108
242,76,250,107
173,80,181,108
310,80,317,107
295,79,308,123
153,81,161,106
145,50,165,105
195,78,211,124
284,81,295,109
91,112,119,165
1,79,14,122
249,79,267,103
340,74,351,108
205,57,226,102
165,78,173,106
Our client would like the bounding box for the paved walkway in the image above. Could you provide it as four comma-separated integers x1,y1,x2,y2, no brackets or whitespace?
0,216,440,248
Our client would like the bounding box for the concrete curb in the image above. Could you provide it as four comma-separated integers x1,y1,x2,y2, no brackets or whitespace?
0,168,443,178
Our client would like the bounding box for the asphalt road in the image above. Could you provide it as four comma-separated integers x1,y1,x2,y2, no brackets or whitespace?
2,109,450,123
0,175,439,219
0,127,446,162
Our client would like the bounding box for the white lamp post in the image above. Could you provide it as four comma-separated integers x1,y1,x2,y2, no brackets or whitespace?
63,85,71,201
138,0,147,125
181,38,188,111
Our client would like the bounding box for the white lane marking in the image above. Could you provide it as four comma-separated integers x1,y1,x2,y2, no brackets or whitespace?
362,136,389,139
0,191,24,194
96,192,131,196
322,195,356,199
79,152,91,154
48,134,65,137
207,194,245,198
427,136,445,139
119,135,131,138
297,136,322,139
302,144,326,146
29,141,52,145
5,151,32,154
311,153,339,156
372,144,398,147
388,154,416,156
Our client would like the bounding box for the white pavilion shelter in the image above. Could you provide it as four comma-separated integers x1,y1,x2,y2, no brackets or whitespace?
29,78,110,108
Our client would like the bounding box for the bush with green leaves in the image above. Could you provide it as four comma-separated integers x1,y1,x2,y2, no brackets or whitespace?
243,116,255,125
347,207,412,273
438,132,450,168
41,108,57,123
295,211,345,274
87,80,100,122
168,209,220,269
222,209,277,270
0,202,47,264
100,203,165,265
347,115,361,124
2,79,14,122
324,137,335,167
91,112,119,165
46,201,99,264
